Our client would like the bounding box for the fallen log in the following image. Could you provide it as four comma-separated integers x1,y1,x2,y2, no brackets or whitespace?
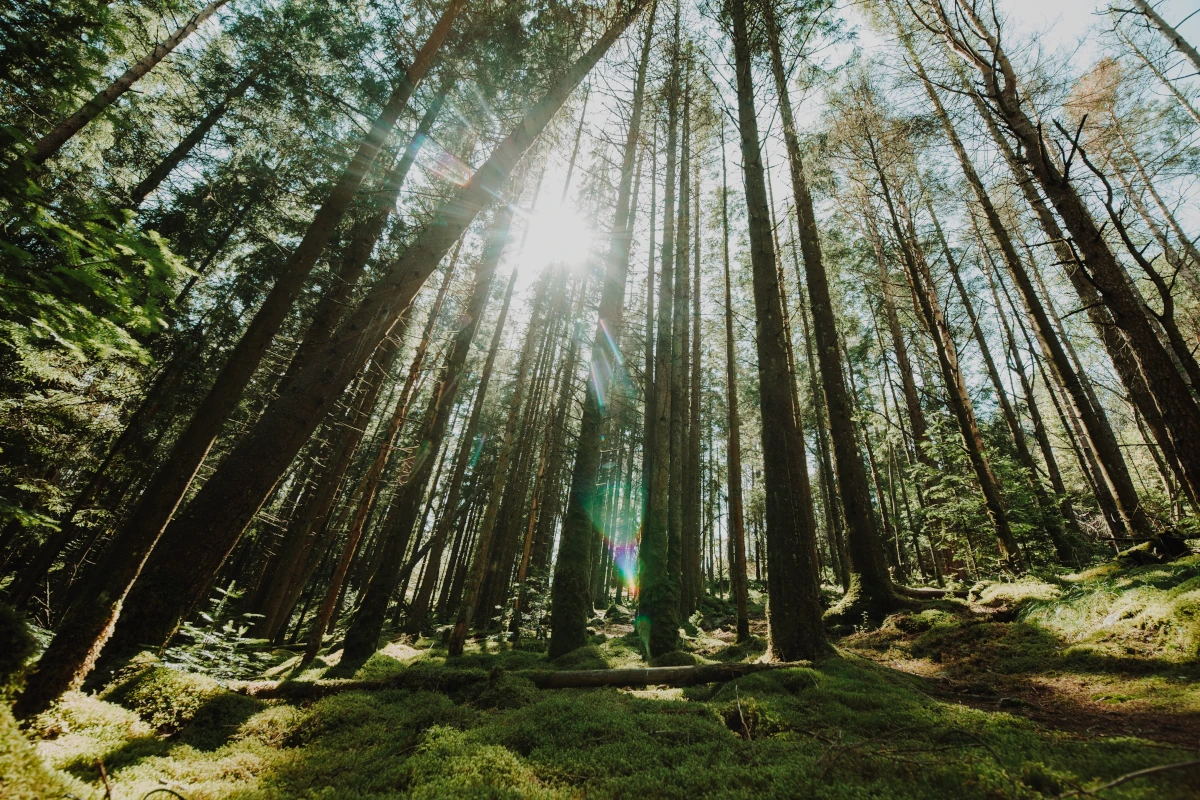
529,661,808,689
231,661,809,700
897,586,969,600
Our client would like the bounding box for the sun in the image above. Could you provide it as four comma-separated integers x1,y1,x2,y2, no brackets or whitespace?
519,203,598,272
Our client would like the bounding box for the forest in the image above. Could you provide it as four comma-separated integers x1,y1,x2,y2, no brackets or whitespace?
1,0,1199,796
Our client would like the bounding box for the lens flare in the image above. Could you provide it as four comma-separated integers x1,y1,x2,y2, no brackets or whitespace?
520,204,596,271
583,473,640,600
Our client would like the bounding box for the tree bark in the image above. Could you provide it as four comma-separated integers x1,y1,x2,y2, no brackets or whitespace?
729,0,829,659
548,2,656,657
670,71,692,624
762,0,895,626
686,157,703,613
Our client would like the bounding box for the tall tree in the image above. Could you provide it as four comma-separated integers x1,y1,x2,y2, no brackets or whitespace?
727,0,828,660
639,0,683,659
550,1,657,658
719,123,750,642
762,0,900,623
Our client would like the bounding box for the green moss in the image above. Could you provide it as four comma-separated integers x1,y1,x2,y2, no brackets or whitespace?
971,577,1061,609
406,726,559,798
0,703,80,799
550,645,610,671
1022,555,1200,661
101,654,263,743
475,674,539,710
648,650,701,667
22,558,1200,799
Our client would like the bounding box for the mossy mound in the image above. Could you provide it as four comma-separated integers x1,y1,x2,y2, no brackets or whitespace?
1024,555,1200,661
100,654,263,744
550,645,609,671
1,703,78,799
649,649,701,667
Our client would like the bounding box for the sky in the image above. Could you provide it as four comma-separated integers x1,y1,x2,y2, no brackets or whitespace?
851,0,1200,73
511,0,1200,299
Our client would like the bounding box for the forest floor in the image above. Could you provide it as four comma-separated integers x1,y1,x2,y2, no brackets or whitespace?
4,555,1199,799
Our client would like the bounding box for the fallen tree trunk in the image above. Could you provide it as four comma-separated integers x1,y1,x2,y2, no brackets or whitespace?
531,662,808,689
231,661,809,699
897,586,969,600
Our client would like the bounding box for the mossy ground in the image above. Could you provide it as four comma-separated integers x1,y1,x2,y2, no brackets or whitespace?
7,559,1199,799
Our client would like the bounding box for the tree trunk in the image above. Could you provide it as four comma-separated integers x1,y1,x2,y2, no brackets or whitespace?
129,66,259,206
546,3,655,656
338,205,516,665
942,202,1074,564
1129,0,1200,76
301,240,463,663
448,271,560,655
729,0,829,659
868,136,1023,570
27,0,233,165
668,64,692,629
406,267,520,634
686,157,703,614
762,0,895,627
639,0,682,659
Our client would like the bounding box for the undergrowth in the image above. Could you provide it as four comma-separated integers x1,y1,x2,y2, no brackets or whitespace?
4,558,1197,799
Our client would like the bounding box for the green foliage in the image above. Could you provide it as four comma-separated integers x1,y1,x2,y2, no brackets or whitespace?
1,180,184,361
0,601,37,702
162,583,276,681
